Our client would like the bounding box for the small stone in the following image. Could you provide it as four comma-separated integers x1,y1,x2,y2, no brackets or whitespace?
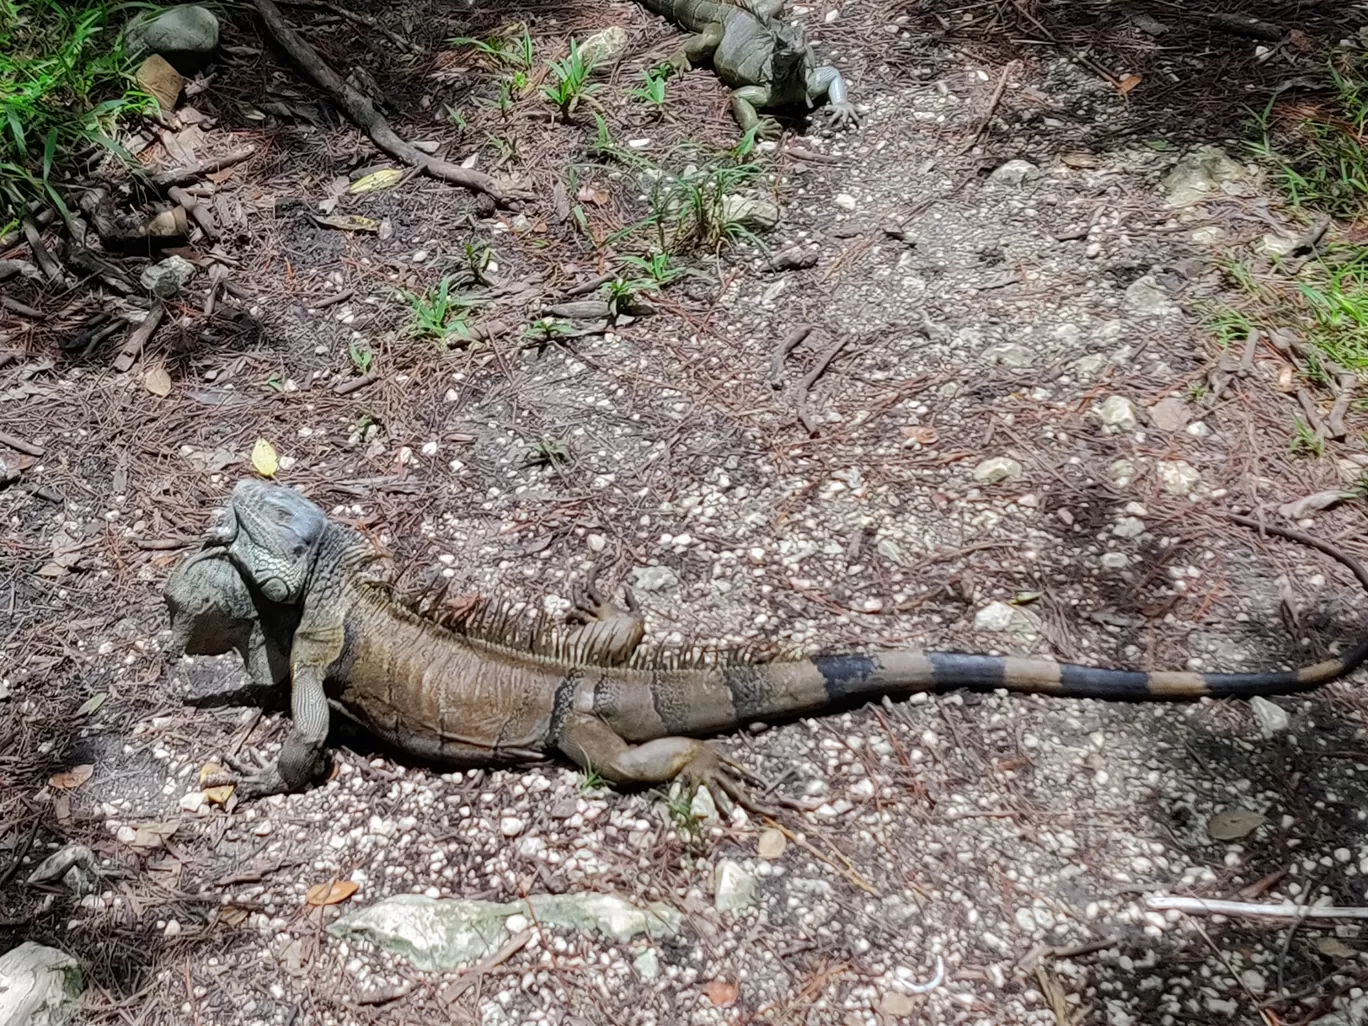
140,255,195,298
1071,353,1108,379
1191,226,1226,245
972,456,1023,484
974,602,1016,631
1100,553,1129,569
690,785,718,822
504,914,529,933
1123,277,1172,317
499,816,524,837
1186,421,1212,437
1112,517,1145,539
833,193,858,211
1162,145,1248,207
1107,459,1136,487
586,533,607,553
633,949,661,980
988,159,1040,187
1095,396,1138,430
1147,397,1191,433
1260,233,1302,257
1241,969,1266,994
713,860,757,913
756,828,786,860
1207,808,1264,841
177,791,207,813
629,565,678,592
1157,460,1200,496
163,919,181,938
1249,696,1289,736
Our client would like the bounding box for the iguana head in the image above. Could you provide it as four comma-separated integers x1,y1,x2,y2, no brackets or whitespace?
769,21,808,88
206,478,329,603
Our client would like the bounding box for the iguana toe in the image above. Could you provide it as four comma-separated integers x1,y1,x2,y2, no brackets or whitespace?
679,747,779,819
828,102,859,130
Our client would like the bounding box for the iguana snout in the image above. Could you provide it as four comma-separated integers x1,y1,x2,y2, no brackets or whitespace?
220,479,327,602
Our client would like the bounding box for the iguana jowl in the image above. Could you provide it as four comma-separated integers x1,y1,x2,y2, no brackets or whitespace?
636,0,856,134
165,479,1368,811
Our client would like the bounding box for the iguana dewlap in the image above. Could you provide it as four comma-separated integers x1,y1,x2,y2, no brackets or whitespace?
164,479,1368,812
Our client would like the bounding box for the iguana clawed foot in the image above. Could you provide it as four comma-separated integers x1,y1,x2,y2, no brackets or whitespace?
564,580,645,665
828,101,858,130
674,746,820,819
205,732,331,800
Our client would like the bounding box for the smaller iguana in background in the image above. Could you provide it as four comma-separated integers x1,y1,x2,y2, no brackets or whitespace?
164,479,1368,814
636,0,857,135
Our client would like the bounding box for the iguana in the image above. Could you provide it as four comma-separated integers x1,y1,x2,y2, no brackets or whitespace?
164,479,1368,812
636,0,857,135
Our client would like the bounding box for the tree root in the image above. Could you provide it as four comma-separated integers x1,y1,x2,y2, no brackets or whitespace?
253,0,531,205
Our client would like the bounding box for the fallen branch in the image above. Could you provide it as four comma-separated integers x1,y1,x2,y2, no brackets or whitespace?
1187,11,1287,42
253,0,527,203
167,185,219,241
768,324,812,389
796,336,850,435
22,217,64,284
960,60,1018,155
1146,894,1368,922
1327,374,1356,439
112,302,166,373
0,296,44,319
0,431,44,457
152,145,257,187
334,371,378,396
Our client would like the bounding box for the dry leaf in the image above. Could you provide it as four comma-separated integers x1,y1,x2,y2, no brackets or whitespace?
349,168,403,193
129,820,180,849
1275,364,1296,392
49,764,94,789
75,692,107,716
220,906,250,927
757,828,787,860
144,364,173,397
575,185,608,206
1278,490,1353,520
251,438,279,478
878,991,917,1016
1207,808,1264,841
901,425,939,446
1060,152,1100,169
313,213,379,233
306,880,359,906
1117,73,1142,95
1316,936,1356,959
199,762,235,805
702,979,738,1007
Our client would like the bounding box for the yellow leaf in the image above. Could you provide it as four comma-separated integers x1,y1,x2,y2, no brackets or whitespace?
198,763,235,805
306,879,359,906
144,364,173,396
702,980,739,1007
1117,73,1142,95
50,764,94,789
349,168,403,194
251,438,278,478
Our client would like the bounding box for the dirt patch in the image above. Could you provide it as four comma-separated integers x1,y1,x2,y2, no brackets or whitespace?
3,1,1368,1024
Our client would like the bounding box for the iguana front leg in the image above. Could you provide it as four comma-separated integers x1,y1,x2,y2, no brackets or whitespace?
806,64,857,128
215,616,342,798
667,21,724,75
729,85,782,137
557,713,776,817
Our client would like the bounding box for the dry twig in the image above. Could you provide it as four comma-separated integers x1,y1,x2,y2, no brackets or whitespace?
796,336,851,435
1146,895,1368,921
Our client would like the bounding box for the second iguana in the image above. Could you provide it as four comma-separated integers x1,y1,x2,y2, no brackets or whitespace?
165,479,1368,812
636,0,857,134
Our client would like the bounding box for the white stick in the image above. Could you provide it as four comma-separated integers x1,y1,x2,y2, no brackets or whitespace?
1146,895,1368,922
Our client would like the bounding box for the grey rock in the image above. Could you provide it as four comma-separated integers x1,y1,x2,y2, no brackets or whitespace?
0,942,83,1026
26,846,100,897
721,193,780,231
1261,233,1302,257
1249,696,1289,736
630,564,679,592
713,860,757,913
1147,397,1191,433
124,6,220,62
633,949,661,980
1123,276,1173,317
1070,353,1108,380
1107,459,1137,487
140,255,194,298
1162,146,1249,207
1157,460,1200,496
330,893,682,971
972,456,1023,484
578,26,628,69
987,160,1040,187
1095,396,1138,430
974,601,1016,631
1112,517,1145,539
689,784,718,822
875,538,905,565
1100,552,1129,569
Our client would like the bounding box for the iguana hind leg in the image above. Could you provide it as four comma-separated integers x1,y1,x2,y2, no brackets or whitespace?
557,712,775,817
667,21,724,75
561,582,644,665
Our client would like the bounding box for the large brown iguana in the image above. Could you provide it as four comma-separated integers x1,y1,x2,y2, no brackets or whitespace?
636,0,856,134
164,479,1368,812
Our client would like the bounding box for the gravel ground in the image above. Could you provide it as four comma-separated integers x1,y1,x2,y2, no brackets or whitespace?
3,1,1368,1024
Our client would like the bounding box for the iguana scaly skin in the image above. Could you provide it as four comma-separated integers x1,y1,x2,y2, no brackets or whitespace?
165,480,1368,812
637,0,856,134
